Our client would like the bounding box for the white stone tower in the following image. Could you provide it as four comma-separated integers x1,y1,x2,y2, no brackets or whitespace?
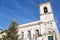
39,2,59,40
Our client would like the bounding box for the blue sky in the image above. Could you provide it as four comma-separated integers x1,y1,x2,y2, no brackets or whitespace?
0,0,60,33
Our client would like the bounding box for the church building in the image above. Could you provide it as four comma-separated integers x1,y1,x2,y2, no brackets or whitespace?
18,2,59,40
0,2,59,40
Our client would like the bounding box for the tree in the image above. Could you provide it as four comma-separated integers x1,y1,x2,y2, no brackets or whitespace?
6,19,19,40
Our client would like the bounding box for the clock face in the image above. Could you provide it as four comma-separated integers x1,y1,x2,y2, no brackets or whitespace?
44,7,48,13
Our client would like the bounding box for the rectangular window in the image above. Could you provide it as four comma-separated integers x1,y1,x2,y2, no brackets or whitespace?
48,36,53,40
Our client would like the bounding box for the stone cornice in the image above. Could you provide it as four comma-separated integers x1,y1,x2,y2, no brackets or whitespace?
19,20,55,29
19,22,41,29
40,12,53,16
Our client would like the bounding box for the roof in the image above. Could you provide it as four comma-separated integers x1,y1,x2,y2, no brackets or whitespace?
19,20,41,28
39,2,51,6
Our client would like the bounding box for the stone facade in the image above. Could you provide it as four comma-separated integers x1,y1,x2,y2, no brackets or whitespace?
17,2,59,40
0,2,59,40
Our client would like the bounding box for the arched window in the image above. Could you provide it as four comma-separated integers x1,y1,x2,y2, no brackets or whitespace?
28,31,31,40
36,29,39,37
44,7,48,13
22,32,24,40
35,29,39,40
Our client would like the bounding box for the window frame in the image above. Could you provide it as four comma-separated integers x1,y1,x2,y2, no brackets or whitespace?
44,7,48,13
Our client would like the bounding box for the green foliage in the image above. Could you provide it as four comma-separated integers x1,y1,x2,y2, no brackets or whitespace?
6,20,19,40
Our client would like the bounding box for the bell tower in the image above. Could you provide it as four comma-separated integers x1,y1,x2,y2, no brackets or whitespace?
40,2,54,22
39,2,59,40
40,2,52,14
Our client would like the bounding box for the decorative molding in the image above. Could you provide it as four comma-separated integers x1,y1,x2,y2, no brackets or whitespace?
40,12,53,16
19,22,41,29
19,20,55,29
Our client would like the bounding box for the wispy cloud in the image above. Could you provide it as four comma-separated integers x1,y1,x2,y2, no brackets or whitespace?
10,0,34,20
